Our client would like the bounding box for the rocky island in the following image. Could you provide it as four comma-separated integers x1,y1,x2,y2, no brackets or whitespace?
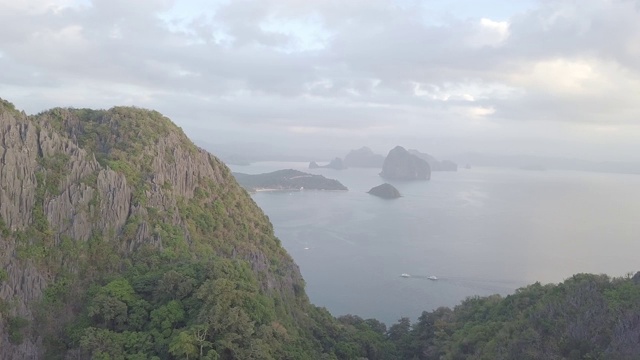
233,169,348,191
380,146,431,180
343,147,385,168
367,183,401,199
408,149,458,171
309,157,346,170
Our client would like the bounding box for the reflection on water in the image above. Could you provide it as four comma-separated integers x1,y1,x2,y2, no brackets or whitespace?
231,163,640,324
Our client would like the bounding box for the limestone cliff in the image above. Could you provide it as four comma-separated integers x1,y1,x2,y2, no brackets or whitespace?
408,149,458,171
0,100,306,359
344,147,384,168
380,146,431,180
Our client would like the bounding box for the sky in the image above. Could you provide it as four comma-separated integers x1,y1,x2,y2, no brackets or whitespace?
1,0,640,161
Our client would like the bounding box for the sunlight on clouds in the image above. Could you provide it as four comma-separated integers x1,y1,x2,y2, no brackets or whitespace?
413,81,517,102
510,59,591,96
469,106,495,117
467,18,510,48
512,58,640,97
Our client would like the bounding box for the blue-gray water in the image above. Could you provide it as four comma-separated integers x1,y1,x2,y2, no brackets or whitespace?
230,162,640,324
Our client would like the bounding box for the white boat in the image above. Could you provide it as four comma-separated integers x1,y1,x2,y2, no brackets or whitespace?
428,276,438,280
401,273,411,278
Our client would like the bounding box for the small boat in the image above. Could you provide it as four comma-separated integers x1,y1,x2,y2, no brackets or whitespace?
401,273,411,278
428,276,438,280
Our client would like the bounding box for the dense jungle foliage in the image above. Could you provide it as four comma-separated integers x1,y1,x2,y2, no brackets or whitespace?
1,100,639,359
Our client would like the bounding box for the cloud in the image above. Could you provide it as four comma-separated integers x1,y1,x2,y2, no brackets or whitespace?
0,0,640,160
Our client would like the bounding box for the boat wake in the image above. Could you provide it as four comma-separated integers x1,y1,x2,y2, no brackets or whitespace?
403,274,524,293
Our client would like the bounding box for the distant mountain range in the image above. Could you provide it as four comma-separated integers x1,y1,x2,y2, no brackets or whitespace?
456,153,640,174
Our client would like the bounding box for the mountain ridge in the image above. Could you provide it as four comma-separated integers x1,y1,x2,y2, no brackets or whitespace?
0,99,317,359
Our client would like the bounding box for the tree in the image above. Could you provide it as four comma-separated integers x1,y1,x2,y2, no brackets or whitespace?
169,331,198,360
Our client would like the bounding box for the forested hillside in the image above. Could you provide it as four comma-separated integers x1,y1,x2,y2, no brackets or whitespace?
0,99,382,359
1,98,639,359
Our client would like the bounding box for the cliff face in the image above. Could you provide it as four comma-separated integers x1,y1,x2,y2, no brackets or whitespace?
0,100,305,359
380,146,431,180
344,147,384,168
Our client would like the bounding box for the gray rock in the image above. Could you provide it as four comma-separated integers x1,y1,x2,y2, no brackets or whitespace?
0,100,306,359
344,147,384,168
380,146,431,180
367,183,401,199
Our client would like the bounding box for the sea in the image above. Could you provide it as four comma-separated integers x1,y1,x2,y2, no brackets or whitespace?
228,162,640,325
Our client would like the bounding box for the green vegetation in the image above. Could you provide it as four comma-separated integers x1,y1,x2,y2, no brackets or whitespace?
0,269,8,284
383,273,640,359
0,98,22,118
233,169,348,191
3,100,639,359
7,316,29,344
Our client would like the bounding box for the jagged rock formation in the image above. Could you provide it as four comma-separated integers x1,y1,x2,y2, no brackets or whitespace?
380,146,431,180
408,149,458,171
344,147,385,168
367,183,401,199
233,169,348,191
0,100,310,359
308,157,345,170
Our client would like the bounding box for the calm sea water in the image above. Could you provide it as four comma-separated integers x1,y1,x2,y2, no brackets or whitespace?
229,162,640,324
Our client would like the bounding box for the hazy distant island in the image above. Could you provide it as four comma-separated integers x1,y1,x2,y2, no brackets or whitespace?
380,146,431,180
368,183,402,199
233,169,348,191
309,157,346,170
344,146,385,168
455,152,640,175
408,149,458,171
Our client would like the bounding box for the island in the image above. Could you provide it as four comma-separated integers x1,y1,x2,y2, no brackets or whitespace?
233,169,348,191
408,149,458,171
309,157,346,170
343,146,385,168
380,146,431,180
367,183,402,199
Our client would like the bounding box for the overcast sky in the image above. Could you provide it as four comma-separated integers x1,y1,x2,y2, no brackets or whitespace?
1,0,640,161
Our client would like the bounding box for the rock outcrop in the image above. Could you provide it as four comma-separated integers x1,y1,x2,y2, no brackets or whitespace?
344,147,385,168
0,100,306,359
380,146,431,180
308,157,346,170
367,183,401,199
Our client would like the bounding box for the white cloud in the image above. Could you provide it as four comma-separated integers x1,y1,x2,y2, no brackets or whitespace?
1,0,640,160
467,18,510,47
